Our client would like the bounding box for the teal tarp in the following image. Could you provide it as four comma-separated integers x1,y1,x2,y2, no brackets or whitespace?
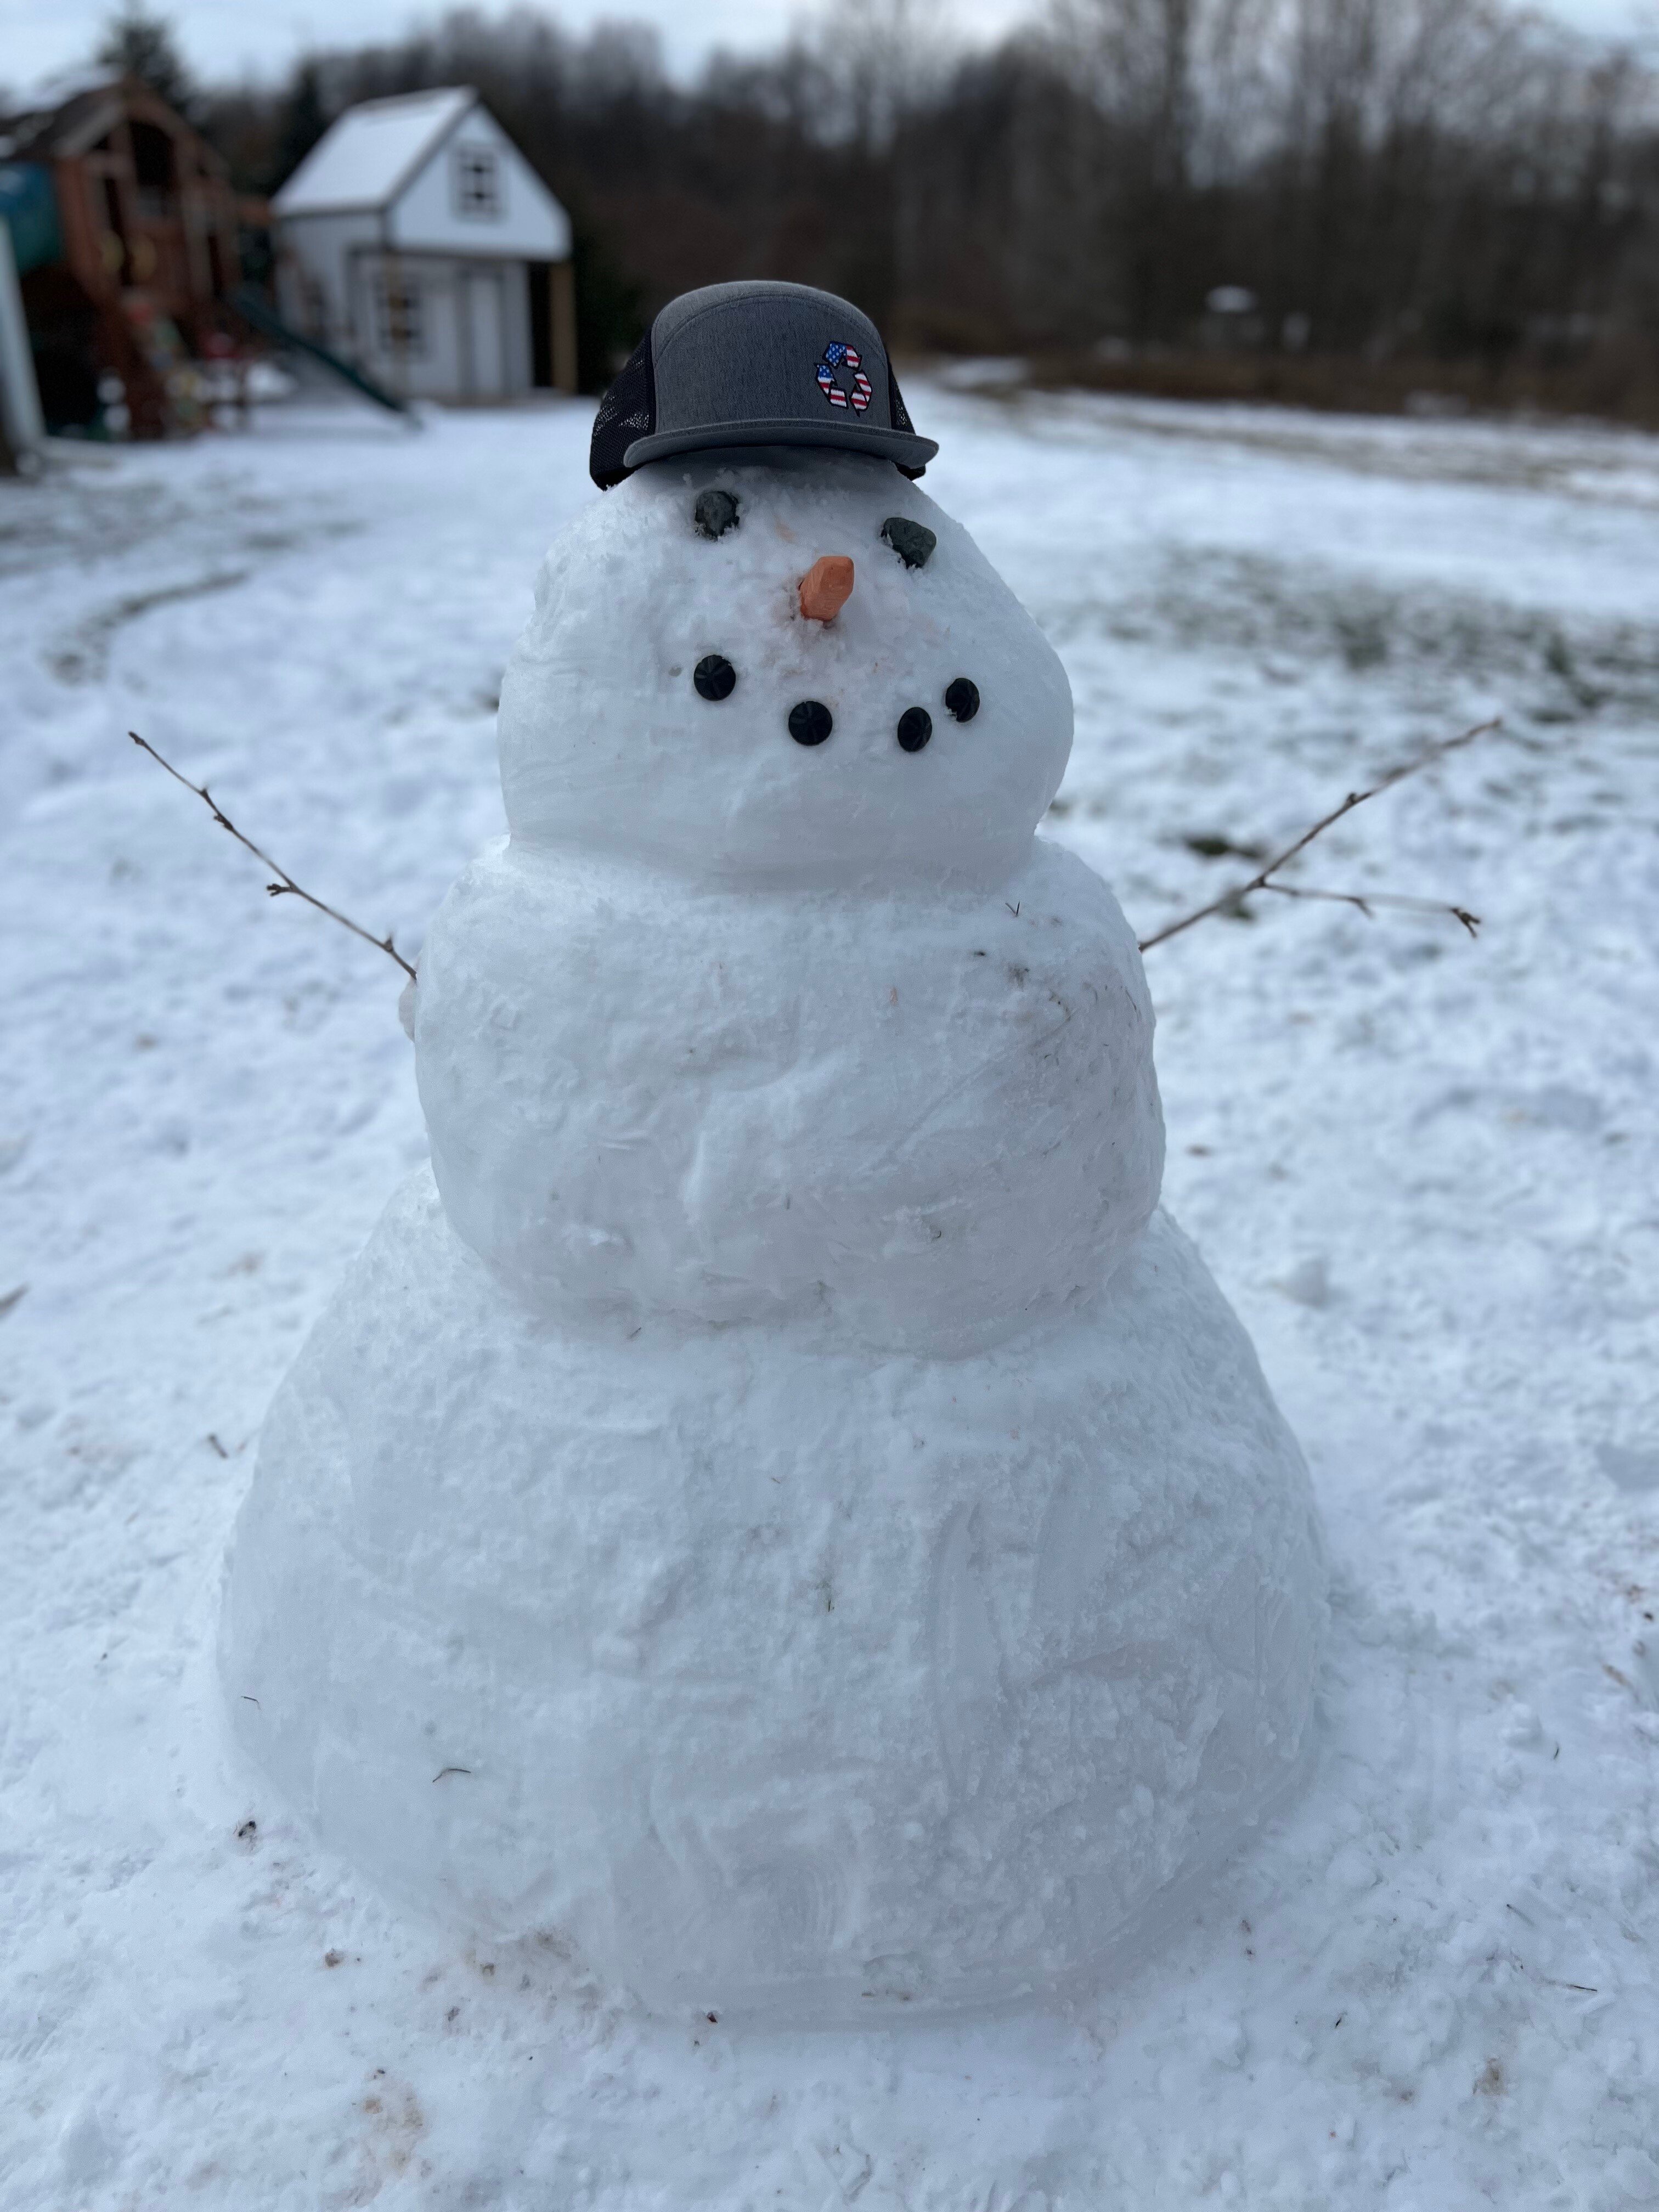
0,164,62,277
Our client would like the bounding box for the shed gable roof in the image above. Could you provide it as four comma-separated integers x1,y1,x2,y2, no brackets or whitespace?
273,86,475,217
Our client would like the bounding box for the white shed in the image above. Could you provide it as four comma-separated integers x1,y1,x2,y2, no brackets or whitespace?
273,87,576,402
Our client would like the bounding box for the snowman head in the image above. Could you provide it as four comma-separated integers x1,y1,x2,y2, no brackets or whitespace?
499,448,1074,891
500,281,1071,891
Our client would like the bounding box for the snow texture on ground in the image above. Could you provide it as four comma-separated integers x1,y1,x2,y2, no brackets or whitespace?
3,385,1657,2208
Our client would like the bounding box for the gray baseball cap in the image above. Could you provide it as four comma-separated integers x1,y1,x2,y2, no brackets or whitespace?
589,280,938,489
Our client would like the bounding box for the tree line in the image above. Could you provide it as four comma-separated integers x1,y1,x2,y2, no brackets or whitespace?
167,0,1659,412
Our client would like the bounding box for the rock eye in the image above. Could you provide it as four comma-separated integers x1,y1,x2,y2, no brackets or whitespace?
896,707,933,753
693,490,740,540
695,654,737,700
788,700,833,747
944,678,980,722
882,517,936,570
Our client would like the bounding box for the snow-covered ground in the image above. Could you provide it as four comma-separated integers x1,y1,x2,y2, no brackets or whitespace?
3,384,1657,2208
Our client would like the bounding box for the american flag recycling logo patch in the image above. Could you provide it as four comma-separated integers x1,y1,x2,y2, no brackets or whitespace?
816,342,873,414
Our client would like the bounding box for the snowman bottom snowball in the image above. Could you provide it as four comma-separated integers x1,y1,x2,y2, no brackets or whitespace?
222,1175,1323,2021
217,280,1325,2022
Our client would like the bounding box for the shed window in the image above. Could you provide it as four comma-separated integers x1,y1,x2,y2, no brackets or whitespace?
375,272,424,356
453,146,501,218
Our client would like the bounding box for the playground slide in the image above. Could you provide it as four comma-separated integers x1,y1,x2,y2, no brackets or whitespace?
229,286,416,420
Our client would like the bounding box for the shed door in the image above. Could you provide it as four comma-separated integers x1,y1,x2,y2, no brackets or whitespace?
464,270,505,398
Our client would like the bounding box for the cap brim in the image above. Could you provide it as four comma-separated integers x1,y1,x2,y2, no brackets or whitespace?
623,417,938,474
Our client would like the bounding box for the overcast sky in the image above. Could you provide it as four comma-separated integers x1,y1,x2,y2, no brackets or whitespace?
2,0,1655,94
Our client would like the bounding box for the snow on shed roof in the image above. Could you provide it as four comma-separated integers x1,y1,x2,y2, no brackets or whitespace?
273,86,476,217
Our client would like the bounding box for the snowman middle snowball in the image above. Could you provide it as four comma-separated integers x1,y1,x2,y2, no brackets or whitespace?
417,453,1165,1355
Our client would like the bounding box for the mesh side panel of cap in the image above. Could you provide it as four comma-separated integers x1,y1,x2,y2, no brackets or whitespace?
590,330,657,489
887,363,927,478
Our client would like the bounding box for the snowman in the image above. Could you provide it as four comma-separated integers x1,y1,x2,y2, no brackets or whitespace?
220,281,1325,2023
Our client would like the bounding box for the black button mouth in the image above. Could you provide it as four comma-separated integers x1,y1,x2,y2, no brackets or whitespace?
896,707,933,753
788,699,834,746
693,489,740,540
695,654,737,701
944,678,979,722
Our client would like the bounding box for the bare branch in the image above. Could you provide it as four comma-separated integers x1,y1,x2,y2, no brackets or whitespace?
1137,718,1498,955
129,732,417,983
1261,883,1481,937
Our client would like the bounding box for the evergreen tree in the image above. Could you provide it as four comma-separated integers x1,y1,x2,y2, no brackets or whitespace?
270,61,330,194
97,4,195,119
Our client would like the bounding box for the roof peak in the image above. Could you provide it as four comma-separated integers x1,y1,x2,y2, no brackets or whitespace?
340,85,476,115
272,84,479,217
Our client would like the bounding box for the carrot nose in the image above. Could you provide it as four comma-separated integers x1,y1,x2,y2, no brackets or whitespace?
799,555,855,622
